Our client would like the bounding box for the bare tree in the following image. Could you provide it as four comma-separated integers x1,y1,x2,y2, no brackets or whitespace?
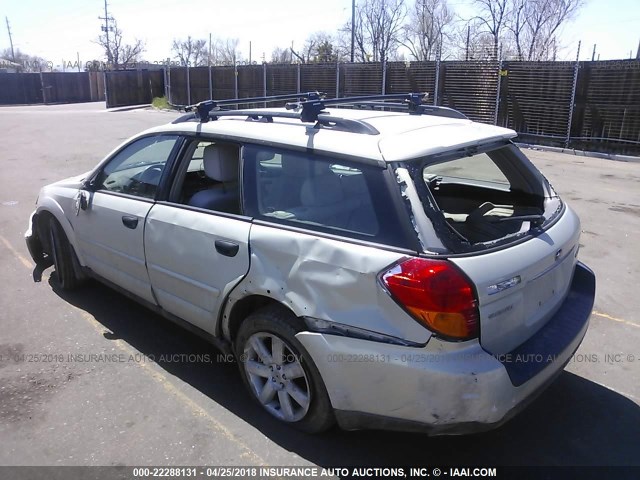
96,19,144,69
271,47,292,64
510,0,582,60
473,0,509,58
291,32,339,63
345,0,406,62
1,48,50,72
403,0,454,60
452,20,499,60
172,36,208,66
216,38,242,65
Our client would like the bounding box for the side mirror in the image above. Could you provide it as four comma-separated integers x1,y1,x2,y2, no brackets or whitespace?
75,191,89,215
79,192,88,210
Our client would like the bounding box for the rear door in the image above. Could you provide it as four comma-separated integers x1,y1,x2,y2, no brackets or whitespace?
143,138,251,334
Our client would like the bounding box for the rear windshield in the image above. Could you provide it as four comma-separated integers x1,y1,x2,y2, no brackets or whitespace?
403,143,561,252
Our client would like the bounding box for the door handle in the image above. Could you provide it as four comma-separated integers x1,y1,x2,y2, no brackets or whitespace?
215,240,239,257
121,215,139,229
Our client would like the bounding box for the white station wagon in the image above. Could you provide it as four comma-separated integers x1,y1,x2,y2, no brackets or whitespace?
26,93,595,434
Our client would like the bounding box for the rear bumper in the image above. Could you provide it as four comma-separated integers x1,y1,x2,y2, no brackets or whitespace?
296,262,595,435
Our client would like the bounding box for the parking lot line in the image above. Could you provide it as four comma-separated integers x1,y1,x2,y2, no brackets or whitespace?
0,233,267,467
0,234,34,270
592,311,638,328
71,305,268,466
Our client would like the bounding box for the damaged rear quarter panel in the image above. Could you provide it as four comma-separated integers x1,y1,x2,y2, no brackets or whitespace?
225,223,433,343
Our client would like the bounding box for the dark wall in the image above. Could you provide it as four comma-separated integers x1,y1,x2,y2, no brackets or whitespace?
0,71,105,105
104,70,163,108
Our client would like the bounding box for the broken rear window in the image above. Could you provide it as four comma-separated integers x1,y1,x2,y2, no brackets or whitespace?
403,143,561,252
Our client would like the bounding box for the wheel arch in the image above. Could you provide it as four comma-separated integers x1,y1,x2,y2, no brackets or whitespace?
223,294,303,347
35,200,85,266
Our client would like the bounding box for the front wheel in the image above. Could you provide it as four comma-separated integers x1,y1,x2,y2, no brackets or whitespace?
235,306,334,433
47,217,84,291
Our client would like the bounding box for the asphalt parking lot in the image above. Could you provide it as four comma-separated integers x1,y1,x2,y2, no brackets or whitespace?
0,102,638,468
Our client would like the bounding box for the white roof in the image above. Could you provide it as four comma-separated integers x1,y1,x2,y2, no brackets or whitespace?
144,107,517,164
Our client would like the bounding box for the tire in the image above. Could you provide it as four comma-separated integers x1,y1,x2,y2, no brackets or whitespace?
235,306,335,433
47,217,83,291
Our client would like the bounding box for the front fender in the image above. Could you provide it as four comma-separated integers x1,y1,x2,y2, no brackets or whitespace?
33,192,87,267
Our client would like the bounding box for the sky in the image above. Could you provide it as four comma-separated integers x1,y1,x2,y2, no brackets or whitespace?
1,0,639,70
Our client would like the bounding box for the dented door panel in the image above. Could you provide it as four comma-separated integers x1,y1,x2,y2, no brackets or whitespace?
225,224,433,343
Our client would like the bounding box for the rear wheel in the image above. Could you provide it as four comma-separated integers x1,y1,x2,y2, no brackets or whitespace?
235,306,334,433
47,217,83,291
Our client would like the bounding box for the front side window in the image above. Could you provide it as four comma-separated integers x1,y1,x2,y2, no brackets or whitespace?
96,135,179,199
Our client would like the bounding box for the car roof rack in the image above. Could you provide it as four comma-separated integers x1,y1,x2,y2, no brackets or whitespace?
171,92,467,133
344,101,468,120
173,92,324,123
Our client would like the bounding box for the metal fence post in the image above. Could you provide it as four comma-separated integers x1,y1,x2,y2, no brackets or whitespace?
103,70,108,106
186,65,191,105
297,63,301,93
336,62,340,98
434,56,441,105
208,65,213,100
234,63,239,103
494,55,503,125
382,60,387,94
167,64,172,104
566,41,581,148
263,62,267,106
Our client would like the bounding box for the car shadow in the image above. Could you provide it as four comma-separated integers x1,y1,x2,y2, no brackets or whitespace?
52,279,640,467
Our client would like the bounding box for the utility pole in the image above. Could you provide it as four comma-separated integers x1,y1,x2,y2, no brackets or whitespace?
350,0,355,62
636,39,640,59
99,0,115,64
5,17,15,61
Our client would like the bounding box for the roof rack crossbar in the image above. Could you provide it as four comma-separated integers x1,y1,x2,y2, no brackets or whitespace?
173,109,379,135
285,93,433,122
345,101,469,120
180,92,324,123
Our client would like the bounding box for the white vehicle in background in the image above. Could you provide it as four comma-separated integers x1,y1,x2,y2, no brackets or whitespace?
26,92,595,434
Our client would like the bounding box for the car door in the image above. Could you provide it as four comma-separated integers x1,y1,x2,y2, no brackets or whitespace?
72,134,181,304
143,139,251,334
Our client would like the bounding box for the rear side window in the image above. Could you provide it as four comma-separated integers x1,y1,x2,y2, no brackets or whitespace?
252,150,378,235
242,146,413,248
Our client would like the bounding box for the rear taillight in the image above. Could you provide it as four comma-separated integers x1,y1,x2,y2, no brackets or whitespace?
381,258,479,340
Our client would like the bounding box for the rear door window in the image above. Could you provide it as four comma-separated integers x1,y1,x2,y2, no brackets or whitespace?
242,145,414,249
253,150,379,235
